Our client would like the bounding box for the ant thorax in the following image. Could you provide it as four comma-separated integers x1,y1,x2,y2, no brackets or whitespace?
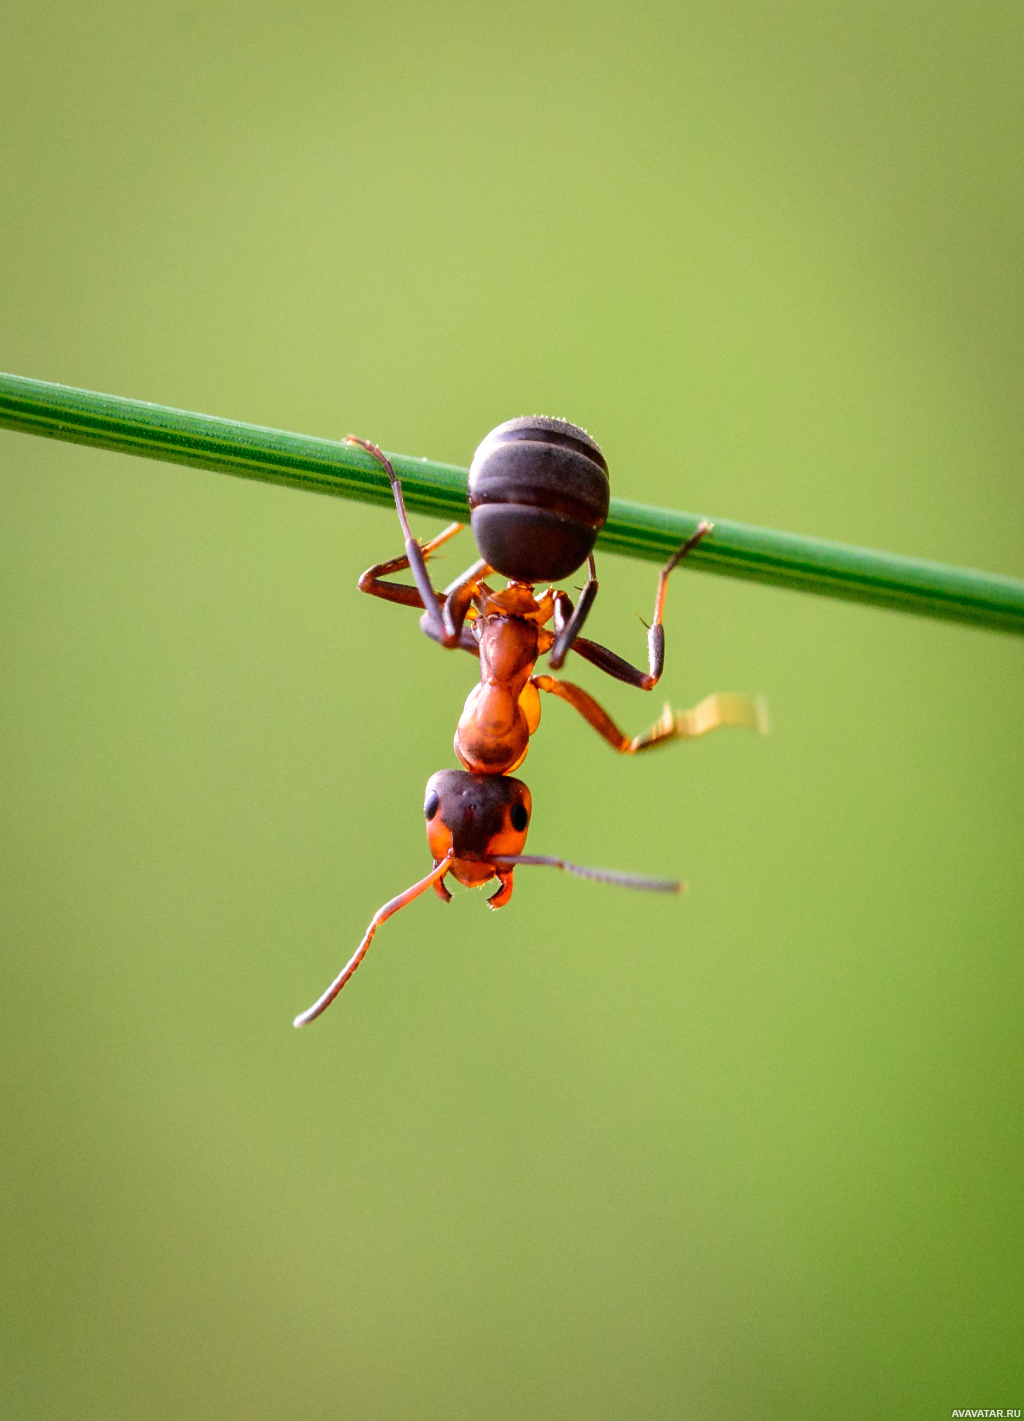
476,581,556,624
453,583,555,776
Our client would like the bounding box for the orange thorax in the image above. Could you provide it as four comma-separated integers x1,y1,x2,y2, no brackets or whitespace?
454,584,553,776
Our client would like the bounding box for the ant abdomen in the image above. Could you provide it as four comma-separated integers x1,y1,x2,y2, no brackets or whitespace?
468,416,610,584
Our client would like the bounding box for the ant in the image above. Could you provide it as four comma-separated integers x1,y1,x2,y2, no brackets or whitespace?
293,417,766,1026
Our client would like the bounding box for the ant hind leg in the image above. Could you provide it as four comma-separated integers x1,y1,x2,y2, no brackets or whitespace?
532,676,767,754
629,693,769,751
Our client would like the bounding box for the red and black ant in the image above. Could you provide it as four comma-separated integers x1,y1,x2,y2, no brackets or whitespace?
294,418,766,1026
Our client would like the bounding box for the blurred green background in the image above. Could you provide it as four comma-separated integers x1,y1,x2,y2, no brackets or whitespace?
2,3,1022,1417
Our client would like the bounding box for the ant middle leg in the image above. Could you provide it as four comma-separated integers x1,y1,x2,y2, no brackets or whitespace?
562,521,713,690
548,555,599,669
531,675,767,754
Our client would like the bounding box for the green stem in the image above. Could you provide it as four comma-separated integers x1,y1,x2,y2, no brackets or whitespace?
2,371,1022,636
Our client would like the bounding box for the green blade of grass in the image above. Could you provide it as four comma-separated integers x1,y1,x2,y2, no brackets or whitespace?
2,370,1022,635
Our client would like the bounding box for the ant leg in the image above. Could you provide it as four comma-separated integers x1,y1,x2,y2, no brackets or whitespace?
531,675,631,751
439,556,493,645
548,555,598,669
358,521,463,610
628,693,769,748
420,617,481,656
531,675,767,753
349,438,491,648
347,437,457,643
563,522,713,690
415,555,491,655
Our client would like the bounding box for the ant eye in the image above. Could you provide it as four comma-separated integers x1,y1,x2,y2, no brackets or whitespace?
424,791,440,820
511,803,529,832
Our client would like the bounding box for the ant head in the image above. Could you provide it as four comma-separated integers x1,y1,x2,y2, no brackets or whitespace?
424,769,532,887
468,416,609,584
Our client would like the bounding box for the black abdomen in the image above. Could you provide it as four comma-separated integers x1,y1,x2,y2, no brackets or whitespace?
468,416,609,583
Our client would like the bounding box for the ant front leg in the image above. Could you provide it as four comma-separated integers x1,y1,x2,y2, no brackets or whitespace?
348,437,457,644
350,437,490,651
568,522,713,690
416,556,493,654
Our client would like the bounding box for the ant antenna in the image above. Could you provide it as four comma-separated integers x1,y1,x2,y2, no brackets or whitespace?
492,855,684,894
294,851,455,1027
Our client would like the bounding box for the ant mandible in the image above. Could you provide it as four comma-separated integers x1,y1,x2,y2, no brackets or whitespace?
293,418,766,1026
